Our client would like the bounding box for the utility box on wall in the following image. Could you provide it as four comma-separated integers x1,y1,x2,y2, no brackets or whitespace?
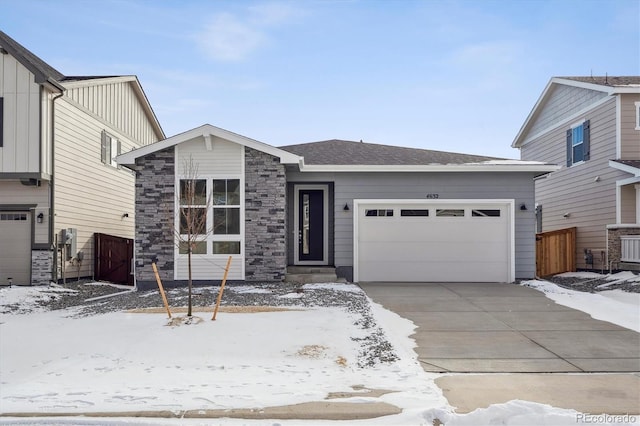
61,228,77,260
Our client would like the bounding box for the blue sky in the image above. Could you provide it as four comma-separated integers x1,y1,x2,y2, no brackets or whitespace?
1,0,638,158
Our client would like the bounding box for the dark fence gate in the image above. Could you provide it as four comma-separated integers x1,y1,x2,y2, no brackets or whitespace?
94,233,134,285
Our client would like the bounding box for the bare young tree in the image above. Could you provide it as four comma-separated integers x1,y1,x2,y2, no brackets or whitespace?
174,157,212,317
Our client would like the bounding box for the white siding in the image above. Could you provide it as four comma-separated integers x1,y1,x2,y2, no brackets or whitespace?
53,97,154,279
174,138,245,280
0,52,41,173
65,80,159,146
176,137,243,175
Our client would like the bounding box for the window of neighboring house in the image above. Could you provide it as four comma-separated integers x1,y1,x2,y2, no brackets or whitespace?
566,120,590,166
0,97,4,147
635,102,640,130
101,130,121,167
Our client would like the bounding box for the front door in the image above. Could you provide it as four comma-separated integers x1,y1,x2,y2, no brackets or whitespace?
295,185,328,265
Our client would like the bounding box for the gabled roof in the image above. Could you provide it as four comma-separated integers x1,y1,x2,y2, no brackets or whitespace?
0,31,164,140
512,76,640,148
280,139,500,165
116,124,302,167
0,30,64,91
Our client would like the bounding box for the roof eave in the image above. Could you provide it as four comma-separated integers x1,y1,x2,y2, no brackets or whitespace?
609,160,640,177
116,124,302,167
298,164,561,173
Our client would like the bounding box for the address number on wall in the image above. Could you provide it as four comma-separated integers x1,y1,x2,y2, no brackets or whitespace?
426,194,440,199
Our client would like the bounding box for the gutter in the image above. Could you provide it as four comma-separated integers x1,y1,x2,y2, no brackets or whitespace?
50,90,64,282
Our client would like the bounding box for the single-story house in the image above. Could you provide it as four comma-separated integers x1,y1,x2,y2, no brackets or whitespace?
117,124,558,289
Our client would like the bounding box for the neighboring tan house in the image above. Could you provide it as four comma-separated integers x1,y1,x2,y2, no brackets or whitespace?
117,124,557,289
512,76,640,272
0,31,164,286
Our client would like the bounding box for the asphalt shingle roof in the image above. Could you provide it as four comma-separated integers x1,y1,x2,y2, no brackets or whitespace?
280,139,503,166
560,76,640,87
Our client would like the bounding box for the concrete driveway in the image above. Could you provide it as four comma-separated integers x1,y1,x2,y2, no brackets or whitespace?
360,282,640,373
360,282,640,414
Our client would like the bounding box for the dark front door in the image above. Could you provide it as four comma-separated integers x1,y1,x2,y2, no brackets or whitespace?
298,189,324,262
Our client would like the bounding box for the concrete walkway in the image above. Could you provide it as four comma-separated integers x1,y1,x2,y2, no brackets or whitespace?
360,282,640,414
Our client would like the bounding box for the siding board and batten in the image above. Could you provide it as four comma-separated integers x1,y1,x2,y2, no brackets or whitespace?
0,51,42,174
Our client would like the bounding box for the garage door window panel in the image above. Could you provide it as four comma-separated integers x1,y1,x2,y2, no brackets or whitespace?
472,209,501,217
400,209,429,217
365,209,394,217
436,209,465,217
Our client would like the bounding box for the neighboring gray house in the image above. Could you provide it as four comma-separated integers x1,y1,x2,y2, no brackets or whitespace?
117,124,556,289
0,31,164,286
512,76,640,271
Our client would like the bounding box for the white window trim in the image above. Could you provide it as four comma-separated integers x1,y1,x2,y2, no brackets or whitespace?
635,102,640,131
175,176,244,258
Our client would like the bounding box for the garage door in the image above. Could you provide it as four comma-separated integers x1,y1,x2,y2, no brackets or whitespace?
355,200,513,282
0,211,31,285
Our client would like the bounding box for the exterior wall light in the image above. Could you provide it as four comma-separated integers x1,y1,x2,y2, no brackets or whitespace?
37,212,44,223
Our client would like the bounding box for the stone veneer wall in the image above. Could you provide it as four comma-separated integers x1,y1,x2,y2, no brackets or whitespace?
607,225,640,269
133,148,175,287
31,249,52,285
244,147,287,281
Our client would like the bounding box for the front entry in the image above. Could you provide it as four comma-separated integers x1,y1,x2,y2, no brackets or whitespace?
294,185,328,265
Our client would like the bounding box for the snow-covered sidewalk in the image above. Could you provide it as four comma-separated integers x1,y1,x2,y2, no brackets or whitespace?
0,279,639,425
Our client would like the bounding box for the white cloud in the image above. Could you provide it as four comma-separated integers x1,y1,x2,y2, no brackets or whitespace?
198,12,265,62
197,2,304,62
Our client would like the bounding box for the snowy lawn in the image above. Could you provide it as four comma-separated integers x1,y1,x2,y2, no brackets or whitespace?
1,280,639,425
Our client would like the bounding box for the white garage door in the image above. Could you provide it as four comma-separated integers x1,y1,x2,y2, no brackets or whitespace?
355,200,513,282
0,211,31,285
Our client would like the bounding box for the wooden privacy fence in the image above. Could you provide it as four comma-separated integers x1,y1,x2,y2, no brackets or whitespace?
94,233,134,285
536,227,576,277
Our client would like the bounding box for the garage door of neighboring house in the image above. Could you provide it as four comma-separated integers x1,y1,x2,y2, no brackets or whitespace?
0,211,31,285
354,200,514,283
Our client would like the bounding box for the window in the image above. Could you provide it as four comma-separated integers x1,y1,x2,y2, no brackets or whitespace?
365,209,394,217
212,241,241,254
472,209,501,217
436,209,464,217
0,97,4,147
566,120,590,166
101,131,121,167
212,179,240,235
401,209,429,216
177,177,242,255
635,102,640,130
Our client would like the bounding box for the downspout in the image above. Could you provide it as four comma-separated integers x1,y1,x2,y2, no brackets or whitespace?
50,90,64,282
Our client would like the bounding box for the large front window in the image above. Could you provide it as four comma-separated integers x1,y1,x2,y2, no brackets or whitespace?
178,177,242,255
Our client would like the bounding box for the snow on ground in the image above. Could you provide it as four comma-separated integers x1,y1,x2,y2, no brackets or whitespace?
522,279,640,332
1,281,639,425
